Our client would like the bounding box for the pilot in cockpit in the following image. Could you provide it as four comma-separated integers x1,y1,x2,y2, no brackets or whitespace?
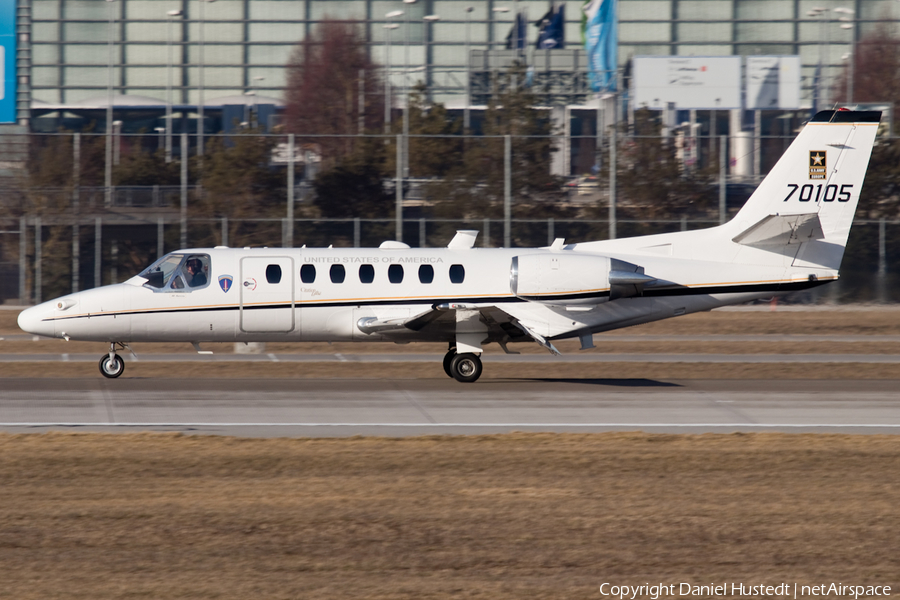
184,257,207,287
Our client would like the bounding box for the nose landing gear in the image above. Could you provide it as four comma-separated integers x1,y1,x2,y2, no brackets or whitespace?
99,354,125,378
99,342,132,378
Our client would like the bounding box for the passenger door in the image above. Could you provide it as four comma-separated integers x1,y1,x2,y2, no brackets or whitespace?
239,256,295,333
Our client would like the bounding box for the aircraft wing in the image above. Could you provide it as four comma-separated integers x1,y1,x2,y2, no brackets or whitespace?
356,307,456,335
356,303,557,353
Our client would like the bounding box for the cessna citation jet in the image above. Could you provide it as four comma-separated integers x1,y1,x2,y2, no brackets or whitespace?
18,109,881,382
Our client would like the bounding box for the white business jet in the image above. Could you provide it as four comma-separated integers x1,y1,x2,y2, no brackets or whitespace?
18,110,881,382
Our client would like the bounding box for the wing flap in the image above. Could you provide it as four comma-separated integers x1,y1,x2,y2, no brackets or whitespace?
507,318,561,355
355,304,561,356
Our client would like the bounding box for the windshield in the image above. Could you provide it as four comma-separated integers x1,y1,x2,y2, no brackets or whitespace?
139,253,211,291
140,254,184,289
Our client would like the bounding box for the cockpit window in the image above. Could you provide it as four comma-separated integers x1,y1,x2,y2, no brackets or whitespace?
182,255,210,288
140,255,184,289
140,253,211,292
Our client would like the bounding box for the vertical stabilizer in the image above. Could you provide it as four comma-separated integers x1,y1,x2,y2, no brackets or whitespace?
726,110,881,270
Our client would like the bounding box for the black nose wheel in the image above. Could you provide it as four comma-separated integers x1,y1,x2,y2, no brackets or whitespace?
450,352,483,383
99,354,125,378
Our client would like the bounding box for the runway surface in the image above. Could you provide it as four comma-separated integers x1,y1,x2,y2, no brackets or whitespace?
1,378,899,437
5,353,900,363
7,333,900,342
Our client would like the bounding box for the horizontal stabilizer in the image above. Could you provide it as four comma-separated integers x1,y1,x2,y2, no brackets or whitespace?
732,213,824,247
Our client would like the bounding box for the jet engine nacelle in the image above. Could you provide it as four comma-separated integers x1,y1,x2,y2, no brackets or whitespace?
510,254,656,305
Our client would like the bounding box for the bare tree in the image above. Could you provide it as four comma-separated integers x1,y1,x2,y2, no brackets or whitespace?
831,25,900,220
284,20,384,167
832,23,900,120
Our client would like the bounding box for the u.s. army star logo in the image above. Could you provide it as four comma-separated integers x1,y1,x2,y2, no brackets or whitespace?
809,151,826,180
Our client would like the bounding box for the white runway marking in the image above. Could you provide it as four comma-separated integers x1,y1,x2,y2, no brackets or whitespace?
4,422,900,428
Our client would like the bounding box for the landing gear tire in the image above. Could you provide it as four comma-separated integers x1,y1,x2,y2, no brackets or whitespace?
99,354,125,379
442,347,457,378
450,352,482,383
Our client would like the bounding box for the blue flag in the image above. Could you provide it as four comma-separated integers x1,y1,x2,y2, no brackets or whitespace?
505,12,528,50
536,4,565,50
583,0,617,92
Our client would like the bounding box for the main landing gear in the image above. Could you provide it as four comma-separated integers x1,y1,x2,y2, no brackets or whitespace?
442,345,483,383
99,342,128,379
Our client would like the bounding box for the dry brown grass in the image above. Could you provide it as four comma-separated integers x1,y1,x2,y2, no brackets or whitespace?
0,432,897,599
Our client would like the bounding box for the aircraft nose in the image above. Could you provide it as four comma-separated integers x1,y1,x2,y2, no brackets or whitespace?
17,303,55,337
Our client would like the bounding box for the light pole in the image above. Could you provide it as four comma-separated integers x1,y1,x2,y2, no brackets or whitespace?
242,94,254,128
402,0,417,180
198,0,217,158
808,7,832,108
512,0,520,59
252,75,265,127
383,12,402,133
493,7,516,89
403,0,417,91
113,120,123,166
105,0,116,208
835,7,855,104
493,6,510,51
422,14,440,100
166,9,182,163
464,6,474,131
493,3,520,57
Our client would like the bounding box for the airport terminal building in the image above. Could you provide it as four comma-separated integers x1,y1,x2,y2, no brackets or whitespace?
19,0,896,129
0,0,888,204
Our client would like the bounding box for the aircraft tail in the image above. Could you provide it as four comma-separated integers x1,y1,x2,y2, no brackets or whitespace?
723,109,881,271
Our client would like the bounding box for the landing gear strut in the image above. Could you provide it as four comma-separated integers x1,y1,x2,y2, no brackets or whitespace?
99,342,126,379
449,352,482,383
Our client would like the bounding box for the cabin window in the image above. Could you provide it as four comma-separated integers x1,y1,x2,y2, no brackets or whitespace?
449,264,465,284
418,264,434,284
266,264,282,284
359,264,374,284
388,264,404,284
300,264,316,283
330,264,346,284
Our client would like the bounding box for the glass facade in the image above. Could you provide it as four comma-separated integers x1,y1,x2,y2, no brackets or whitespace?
28,0,896,108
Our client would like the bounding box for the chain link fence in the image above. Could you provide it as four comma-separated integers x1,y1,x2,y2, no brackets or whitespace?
2,128,898,305
3,215,898,306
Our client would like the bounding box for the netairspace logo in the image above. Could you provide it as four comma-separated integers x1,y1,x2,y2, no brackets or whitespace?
599,583,892,600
